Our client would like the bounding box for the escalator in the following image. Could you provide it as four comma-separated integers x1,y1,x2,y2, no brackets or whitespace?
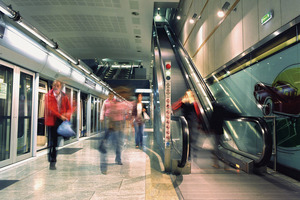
152,21,273,174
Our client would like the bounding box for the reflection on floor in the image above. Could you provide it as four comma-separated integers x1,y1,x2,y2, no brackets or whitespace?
0,132,178,200
171,147,300,200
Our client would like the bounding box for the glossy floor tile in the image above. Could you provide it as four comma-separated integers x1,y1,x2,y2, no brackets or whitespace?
0,132,178,200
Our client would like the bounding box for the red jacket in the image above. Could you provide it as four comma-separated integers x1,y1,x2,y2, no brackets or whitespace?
172,98,201,120
44,89,72,126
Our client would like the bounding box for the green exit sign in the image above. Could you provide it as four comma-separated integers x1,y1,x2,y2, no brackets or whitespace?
261,10,273,25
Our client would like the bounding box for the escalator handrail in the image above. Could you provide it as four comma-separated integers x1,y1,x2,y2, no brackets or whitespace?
171,116,189,168
163,25,272,167
162,25,213,132
222,116,273,167
153,21,166,83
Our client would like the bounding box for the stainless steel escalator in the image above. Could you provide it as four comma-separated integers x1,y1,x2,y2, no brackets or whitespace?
152,21,273,174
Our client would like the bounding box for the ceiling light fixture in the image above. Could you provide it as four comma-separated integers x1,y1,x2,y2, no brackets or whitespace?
177,16,181,20
218,1,230,18
56,48,78,65
0,1,16,19
0,2,58,48
17,17,57,48
155,8,162,20
155,13,161,20
189,13,198,24
91,74,100,81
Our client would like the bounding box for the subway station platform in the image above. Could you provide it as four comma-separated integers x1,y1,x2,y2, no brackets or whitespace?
1,130,300,200
0,130,178,200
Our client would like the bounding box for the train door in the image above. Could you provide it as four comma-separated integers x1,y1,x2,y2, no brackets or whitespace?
64,86,78,144
0,60,35,167
80,93,88,137
0,62,14,167
37,80,48,150
91,96,94,134
16,68,35,162
72,89,79,138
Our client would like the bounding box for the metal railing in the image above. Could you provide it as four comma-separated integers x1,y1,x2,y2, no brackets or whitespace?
171,116,190,168
221,116,273,167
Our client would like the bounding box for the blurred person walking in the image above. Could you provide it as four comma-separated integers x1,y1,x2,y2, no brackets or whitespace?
45,80,72,170
99,92,115,174
172,89,203,156
99,90,130,174
210,101,240,168
100,92,115,148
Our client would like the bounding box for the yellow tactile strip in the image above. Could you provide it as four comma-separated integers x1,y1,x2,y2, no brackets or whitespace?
145,154,179,199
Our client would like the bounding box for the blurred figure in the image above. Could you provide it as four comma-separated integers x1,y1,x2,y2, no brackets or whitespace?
210,101,240,168
99,91,115,174
132,93,147,148
114,86,134,142
45,80,72,170
99,89,130,174
100,92,115,146
172,89,203,156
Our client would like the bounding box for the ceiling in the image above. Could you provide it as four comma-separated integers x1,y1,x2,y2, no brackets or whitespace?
2,0,179,76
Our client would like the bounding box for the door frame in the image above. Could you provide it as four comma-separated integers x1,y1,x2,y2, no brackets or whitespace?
0,60,36,167
14,67,36,163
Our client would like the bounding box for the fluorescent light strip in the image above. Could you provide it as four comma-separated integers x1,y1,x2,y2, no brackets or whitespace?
135,89,152,93
78,64,90,74
56,48,78,65
17,18,57,48
0,1,16,18
91,74,99,81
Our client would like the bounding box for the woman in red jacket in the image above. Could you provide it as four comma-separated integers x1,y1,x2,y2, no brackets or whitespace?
172,89,203,157
45,80,72,170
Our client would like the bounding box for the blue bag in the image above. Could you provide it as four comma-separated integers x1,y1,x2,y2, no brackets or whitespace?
57,121,76,138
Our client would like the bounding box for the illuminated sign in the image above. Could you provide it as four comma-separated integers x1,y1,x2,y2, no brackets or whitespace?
261,10,273,25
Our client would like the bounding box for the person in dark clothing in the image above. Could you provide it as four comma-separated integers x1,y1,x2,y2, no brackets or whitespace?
210,101,240,168
132,93,147,148
45,80,72,170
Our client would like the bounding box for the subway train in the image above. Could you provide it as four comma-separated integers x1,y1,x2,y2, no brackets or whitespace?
0,14,112,168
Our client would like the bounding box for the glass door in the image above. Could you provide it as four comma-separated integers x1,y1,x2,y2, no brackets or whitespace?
37,80,48,150
16,69,35,161
80,93,88,137
64,87,76,144
91,97,94,133
0,63,13,167
0,61,35,167
72,89,78,137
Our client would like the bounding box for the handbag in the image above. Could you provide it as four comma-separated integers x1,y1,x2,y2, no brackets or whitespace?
143,111,150,121
57,121,76,138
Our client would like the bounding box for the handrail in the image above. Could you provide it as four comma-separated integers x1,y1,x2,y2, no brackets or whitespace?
164,25,215,102
171,116,189,168
159,24,272,168
222,116,273,167
153,22,166,83
162,24,213,131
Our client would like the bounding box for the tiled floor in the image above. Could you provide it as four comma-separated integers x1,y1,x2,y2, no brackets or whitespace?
0,132,178,200
173,148,300,200
1,132,300,200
